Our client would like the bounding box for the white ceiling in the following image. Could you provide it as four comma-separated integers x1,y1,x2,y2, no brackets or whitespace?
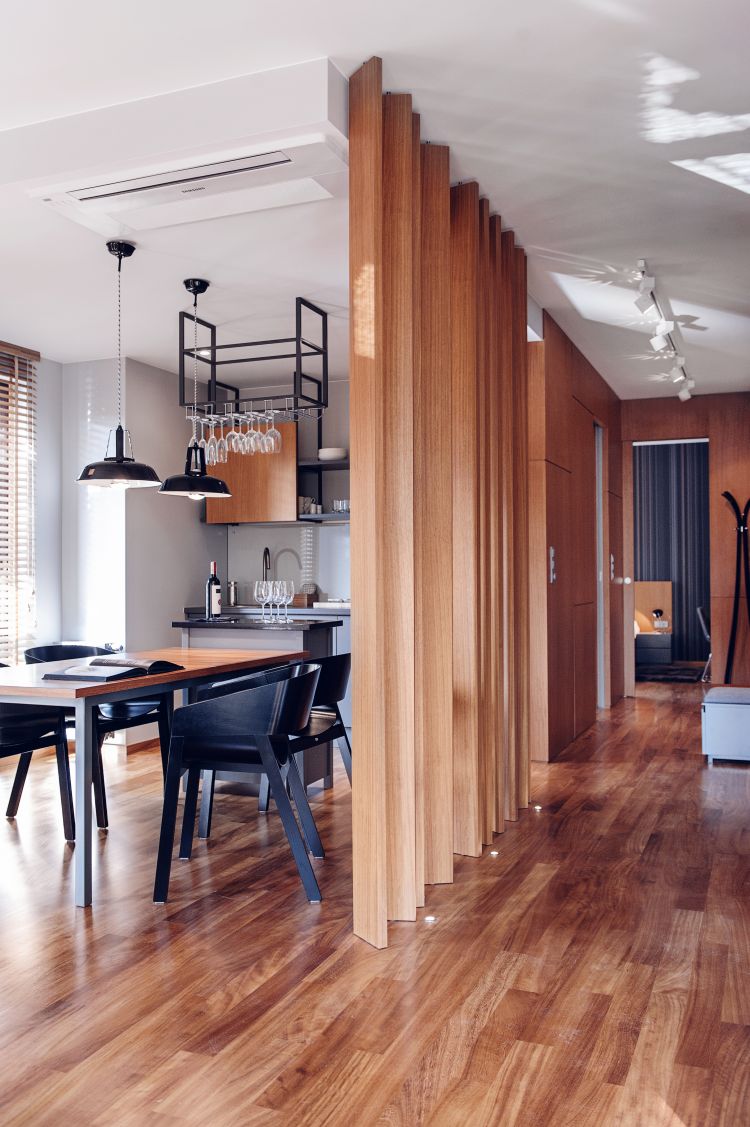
1,0,748,399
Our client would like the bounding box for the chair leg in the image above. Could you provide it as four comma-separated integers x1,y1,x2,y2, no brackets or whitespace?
153,736,184,903
179,766,200,860
6,753,32,818
258,773,270,812
198,769,215,839
259,738,321,903
337,710,352,784
91,730,109,830
284,758,325,858
157,697,172,780
55,734,76,842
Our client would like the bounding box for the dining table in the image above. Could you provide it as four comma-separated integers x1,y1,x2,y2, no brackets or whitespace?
0,646,306,907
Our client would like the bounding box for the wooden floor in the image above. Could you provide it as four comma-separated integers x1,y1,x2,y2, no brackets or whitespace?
0,683,748,1125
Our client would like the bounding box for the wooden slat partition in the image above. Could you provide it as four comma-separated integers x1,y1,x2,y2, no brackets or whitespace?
499,229,518,821
417,142,454,886
349,57,388,948
382,93,417,921
513,247,530,811
488,217,505,835
349,57,533,945
450,181,482,858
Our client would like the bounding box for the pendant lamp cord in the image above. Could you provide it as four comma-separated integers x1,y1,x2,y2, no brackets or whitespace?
116,251,123,428
192,292,198,443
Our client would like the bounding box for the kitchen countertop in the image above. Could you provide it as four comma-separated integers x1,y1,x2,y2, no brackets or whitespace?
173,617,343,631
183,604,350,617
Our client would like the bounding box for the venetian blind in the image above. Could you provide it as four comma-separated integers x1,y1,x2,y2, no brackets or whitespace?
0,343,37,663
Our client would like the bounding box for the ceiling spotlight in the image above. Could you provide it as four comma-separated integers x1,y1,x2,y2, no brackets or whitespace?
655,319,674,335
678,385,692,402
686,378,696,390
650,333,670,350
638,275,656,293
672,355,686,368
635,293,655,314
670,367,686,383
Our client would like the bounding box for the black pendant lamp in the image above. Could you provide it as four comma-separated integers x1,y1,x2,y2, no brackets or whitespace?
78,241,161,488
159,279,231,500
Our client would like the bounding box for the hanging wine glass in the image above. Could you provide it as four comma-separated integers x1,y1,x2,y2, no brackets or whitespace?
216,418,228,464
206,417,218,466
264,411,282,454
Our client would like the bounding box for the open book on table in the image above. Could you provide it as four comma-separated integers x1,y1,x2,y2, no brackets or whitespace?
43,656,184,682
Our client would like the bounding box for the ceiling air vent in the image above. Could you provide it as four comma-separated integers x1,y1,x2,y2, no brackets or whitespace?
68,151,292,203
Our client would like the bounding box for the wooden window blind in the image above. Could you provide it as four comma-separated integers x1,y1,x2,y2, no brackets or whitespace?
0,342,38,664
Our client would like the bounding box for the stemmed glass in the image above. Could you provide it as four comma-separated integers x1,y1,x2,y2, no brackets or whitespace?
206,417,218,466
216,419,228,464
227,415,241,454
197,417,207,454
263,412,282,454
282,580,295,622
254,580,271,622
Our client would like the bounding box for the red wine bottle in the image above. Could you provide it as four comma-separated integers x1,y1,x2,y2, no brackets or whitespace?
206,560,222,619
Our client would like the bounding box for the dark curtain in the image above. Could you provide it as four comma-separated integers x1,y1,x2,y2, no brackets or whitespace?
634,442,710,661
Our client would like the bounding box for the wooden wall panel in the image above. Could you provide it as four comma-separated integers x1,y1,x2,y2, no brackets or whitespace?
574,602,598,737
499,230,517,820
622,442,636,697
450,182,482,857
416,142,454,885
528,457,549,762
541,313,574,473
609,492,625,703
349,57,388,948
548,462,576,755
570,399,597,608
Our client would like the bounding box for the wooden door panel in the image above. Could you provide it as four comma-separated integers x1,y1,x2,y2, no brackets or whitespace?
574,602,597,737
205,422,297,524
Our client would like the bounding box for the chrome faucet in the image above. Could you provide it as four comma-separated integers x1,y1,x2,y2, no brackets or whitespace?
262,546,271,582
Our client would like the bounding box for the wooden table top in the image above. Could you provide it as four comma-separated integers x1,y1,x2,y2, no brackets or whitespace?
0,647,307,701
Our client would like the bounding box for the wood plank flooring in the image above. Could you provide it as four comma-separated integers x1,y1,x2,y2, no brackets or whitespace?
0,683,748,1125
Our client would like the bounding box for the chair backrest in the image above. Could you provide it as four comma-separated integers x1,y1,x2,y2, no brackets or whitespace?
196,660,313,702
25,644,113,664
309,653,351,708
697,606,711,645
173,664,321,750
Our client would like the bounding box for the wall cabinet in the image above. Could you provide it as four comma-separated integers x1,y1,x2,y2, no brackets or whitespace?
205,422,298,524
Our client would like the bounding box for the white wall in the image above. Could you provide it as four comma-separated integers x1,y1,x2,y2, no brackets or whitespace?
60,359,126,645
34,359,63,643
124,359,226,648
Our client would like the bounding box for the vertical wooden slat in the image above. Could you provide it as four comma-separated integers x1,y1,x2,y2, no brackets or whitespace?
416,144,454,886
477,198,495,846
514,247,530,810
450,181,482,858
499,229,518,821
349,57,388,947
411,113,425,909
488,216,505,833
382,92,417,922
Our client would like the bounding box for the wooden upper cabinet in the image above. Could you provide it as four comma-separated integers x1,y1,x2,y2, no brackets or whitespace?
205,421,298,524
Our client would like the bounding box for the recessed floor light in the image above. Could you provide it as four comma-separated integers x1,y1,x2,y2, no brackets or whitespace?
534,805,543,813
424,915,437,923
490,850,499,857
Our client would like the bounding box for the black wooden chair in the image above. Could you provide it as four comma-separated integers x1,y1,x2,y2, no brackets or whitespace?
697,606,712,683
258,652,351,811
0,664,75,841
24,644,172,829
153,663,323,904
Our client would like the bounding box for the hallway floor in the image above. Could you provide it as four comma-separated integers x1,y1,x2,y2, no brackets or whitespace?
0,684,747,1125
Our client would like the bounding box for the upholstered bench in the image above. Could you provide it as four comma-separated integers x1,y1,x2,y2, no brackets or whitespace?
701,687,750,765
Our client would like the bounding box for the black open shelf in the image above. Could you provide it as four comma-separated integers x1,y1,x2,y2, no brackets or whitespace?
297,459,350,472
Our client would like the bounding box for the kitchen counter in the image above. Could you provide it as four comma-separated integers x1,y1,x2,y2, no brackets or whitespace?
172,617,343,630
183,604,350,618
